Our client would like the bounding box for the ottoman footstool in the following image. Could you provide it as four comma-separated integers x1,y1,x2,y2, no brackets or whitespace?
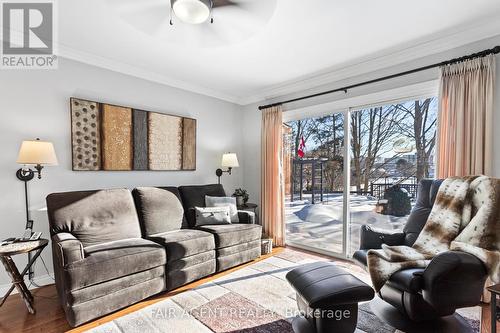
286,262,375,333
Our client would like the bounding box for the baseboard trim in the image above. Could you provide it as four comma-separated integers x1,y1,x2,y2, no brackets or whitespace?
0,274,54,296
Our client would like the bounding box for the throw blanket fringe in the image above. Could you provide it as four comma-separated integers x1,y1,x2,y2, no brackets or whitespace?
367,176,500,292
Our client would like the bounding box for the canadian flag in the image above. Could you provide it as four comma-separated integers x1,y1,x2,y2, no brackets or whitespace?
297,136,306,158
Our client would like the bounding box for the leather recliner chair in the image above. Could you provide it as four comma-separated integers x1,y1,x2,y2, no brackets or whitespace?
353,179,488,322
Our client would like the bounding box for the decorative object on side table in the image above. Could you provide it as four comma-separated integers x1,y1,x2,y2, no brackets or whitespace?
0,239,48,314
487,283,500,333
16,139,58,281
215,152,239,184
232,188,249,206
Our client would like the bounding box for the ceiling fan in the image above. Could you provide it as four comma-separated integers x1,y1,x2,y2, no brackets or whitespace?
170,0,242,25
104,0,277,47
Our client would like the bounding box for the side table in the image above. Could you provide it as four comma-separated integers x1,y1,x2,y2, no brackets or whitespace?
0,239,48,314
487,283,500,333
238,203,259,224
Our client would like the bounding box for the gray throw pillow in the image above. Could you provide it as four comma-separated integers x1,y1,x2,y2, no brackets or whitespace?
205,195,239,222
195,206,232,226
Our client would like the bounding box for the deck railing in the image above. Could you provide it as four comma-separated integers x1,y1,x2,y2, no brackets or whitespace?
370,182,418,199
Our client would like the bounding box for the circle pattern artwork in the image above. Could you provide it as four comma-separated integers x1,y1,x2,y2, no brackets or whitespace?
71,98,101,170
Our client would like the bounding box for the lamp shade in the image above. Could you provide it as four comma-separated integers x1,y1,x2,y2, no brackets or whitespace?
17,140,58,166
172,0,211,24
221,153,239,168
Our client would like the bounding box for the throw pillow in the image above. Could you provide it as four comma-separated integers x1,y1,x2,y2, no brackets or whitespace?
195,206,232,226
205,195,239,222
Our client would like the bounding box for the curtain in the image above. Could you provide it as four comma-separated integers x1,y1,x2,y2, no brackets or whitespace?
261,106,285,247
437,55,496,178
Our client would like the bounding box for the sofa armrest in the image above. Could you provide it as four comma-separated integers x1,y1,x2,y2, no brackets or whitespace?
422,251,487,312
238,210,255,224
359,225,405,250
52,233,84,267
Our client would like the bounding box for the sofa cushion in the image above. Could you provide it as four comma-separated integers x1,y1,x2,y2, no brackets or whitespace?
147,229,215,262
197,224,262,248
205,195,239,222
195,206,232,226
67,266,165,305
132,187,185,236
46,189,142,247
64,238,166,291
178,184,226,227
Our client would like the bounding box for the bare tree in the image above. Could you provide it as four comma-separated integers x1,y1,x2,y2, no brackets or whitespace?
394,98,437,180
350,105,407,192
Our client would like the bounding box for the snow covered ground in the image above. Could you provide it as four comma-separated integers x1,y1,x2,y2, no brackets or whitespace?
285,193,410,255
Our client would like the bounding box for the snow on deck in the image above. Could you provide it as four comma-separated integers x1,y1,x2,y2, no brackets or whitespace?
285,193,409,255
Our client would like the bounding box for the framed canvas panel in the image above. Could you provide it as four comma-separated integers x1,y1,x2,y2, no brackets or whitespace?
70,98,101,171
101,104,133,171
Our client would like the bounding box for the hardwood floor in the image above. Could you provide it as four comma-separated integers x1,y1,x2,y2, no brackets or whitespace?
0,246,497,333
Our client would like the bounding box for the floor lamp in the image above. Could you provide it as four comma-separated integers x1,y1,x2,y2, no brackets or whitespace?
16,138,58,281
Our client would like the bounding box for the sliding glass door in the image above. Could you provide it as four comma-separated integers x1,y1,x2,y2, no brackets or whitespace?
283,96,438,257
283,113,346,255
348,98,438,254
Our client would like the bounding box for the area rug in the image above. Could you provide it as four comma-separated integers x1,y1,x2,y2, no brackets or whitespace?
86,249,480,333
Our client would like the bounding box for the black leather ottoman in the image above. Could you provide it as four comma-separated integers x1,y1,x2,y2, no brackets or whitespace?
286,262,375,333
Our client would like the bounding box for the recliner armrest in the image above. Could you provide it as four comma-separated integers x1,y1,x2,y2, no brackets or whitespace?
359,225,405,250
422,251,487,313
237,210,255,224
52,233,84,267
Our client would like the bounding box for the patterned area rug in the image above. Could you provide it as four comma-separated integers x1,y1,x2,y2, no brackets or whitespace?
87,249,480,333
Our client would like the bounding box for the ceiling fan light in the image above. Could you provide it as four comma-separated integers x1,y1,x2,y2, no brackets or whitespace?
173,0,211,24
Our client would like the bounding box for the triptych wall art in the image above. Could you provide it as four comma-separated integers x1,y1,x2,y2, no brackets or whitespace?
70,97,196,171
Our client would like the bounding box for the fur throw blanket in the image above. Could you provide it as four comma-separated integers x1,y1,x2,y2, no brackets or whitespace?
367,176,500,292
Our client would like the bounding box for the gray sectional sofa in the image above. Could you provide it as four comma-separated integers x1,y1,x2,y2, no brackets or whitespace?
46,184,262,327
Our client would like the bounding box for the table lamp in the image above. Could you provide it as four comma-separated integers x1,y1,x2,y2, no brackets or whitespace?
216,153,239,184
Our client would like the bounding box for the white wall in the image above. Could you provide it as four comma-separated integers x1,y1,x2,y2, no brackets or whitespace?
0,58,244,287
241,35,500,209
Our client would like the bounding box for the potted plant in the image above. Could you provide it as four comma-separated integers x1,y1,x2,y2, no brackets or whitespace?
232,188,249,207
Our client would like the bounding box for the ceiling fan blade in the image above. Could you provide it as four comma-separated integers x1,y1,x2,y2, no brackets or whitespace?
213,0,240,8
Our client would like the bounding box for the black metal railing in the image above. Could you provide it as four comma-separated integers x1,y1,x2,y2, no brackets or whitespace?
370,183,418,200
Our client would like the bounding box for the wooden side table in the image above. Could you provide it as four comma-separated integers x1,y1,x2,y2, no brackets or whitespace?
238,203,258,213
0,239,48,314
238,203,259,224
488,283,500,333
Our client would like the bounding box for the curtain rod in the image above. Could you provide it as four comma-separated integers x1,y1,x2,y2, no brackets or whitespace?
258,46,500,110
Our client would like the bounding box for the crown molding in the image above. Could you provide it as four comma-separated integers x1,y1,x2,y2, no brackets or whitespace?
57,44,242,104
0,28,241,103
240,18,500,105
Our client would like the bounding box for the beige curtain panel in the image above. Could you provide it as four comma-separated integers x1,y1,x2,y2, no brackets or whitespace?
437,55,496,178
261,106,285,247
